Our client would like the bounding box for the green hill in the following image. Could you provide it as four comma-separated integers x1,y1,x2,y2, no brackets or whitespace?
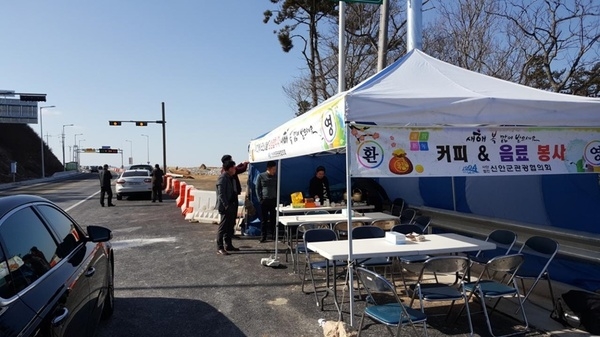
0,123,64,183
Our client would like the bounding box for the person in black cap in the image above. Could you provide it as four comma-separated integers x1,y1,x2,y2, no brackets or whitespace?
309,165,330,202
99,164,115,207
221,154,249,197
216,160,240,255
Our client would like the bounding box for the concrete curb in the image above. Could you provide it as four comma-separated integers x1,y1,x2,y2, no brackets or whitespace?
0,171,83,191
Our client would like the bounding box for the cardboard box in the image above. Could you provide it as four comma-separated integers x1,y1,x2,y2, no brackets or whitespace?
385,232,406,245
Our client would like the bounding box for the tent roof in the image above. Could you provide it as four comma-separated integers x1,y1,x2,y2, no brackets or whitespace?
345,49,600,127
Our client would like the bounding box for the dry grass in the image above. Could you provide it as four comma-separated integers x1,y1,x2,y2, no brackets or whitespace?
177,173,248,192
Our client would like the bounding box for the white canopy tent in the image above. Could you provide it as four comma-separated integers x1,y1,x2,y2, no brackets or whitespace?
250,49,600,163
249,49,600,324
346,49,600,127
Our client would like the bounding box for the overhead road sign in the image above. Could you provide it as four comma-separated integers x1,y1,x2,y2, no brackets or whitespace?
98,148,119,154
0,99,38,124
108,120,165,126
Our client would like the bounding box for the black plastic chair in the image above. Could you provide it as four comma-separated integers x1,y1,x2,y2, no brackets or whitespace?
391,223,424,235
353,226,386,239
355,267,428,337
412,216,431,233
462,254,528,337
513,236,559,312
390,198,406,217
301,228,338,310
400,208,417,224
465,229,518,282
291,223,329,273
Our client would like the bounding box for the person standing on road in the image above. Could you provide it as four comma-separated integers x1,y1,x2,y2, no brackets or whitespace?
151,164,164,203
221,154,249,236
221,154,249,196
99,164,115,207
216,160,240,255
256,160,278,243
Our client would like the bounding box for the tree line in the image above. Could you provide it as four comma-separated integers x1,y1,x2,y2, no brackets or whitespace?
263,0,600,116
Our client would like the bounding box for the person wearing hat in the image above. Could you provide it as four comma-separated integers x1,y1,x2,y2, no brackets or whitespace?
216,160,241,255
220,154,249,197
99,164,115,207
309,165,330,202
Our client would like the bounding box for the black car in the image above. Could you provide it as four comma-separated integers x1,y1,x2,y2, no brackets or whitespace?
0,195,114,337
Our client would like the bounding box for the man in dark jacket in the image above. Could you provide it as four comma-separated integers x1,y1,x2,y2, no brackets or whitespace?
99,164,115,207
215,160,240,255
221,154,248,196
257,161,278,243
151,164,164,202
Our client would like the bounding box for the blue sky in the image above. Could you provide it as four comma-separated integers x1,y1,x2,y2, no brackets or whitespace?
1,1,305,168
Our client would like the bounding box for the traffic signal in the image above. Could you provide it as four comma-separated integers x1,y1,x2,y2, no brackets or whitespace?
19,94,46,102
135,121,147,126
109,121,122,126
98,148,118,153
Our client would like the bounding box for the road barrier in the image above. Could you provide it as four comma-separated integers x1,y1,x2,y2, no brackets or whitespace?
185,190,219,223
180,184,196,215
175,182,188,207
164,176,173,194
170,179,181,197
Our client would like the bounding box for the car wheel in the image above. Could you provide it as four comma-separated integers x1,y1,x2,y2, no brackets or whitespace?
116,194,122,200
102,259,115,319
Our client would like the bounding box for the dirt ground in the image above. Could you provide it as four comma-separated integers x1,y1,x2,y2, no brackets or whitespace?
176,173,248,192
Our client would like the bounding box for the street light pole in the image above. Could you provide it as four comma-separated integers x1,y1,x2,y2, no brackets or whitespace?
39,105,56,178
62,124,74,171
74,133,83,168
125,139,133,165
78,139,85,170
141,134,149,165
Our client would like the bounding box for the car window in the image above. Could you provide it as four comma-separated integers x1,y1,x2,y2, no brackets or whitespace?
0,243,16,298
0,207,57,296
123,171,149,177
36,205,82,259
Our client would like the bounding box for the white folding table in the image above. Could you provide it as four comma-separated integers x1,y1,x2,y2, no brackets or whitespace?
277,204,375,214
279,212,399,272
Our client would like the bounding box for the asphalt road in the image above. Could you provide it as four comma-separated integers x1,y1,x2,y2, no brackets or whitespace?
0,174,551,337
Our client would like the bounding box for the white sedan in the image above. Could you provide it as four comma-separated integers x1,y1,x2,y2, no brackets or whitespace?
115,169,153,200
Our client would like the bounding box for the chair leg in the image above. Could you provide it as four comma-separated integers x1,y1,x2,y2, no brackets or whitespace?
356,312,366,337
300,261,310,294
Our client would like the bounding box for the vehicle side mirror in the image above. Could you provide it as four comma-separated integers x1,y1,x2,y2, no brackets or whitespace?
87,225,113,242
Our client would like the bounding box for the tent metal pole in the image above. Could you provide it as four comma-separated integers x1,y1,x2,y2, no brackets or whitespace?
274,159,281,258
345,122,355,325
338,1,346,93
452,176,457,211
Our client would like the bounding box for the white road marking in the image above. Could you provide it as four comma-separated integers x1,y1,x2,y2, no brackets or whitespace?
111,237,178,250
65,190,100,212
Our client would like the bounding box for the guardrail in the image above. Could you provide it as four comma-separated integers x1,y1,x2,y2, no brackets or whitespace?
416,206,600,264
